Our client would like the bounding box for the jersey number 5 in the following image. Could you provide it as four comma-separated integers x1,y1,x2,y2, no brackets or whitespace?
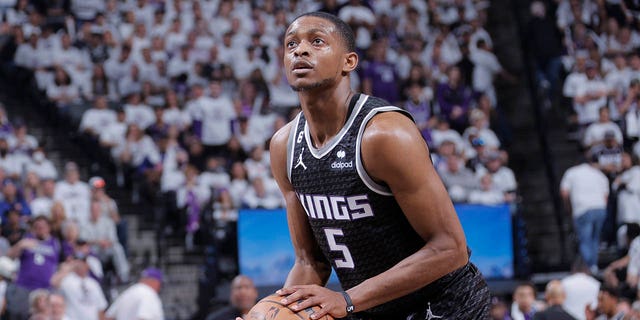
324,228,355,269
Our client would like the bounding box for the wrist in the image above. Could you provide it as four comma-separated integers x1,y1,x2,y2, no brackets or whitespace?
341,291,355,315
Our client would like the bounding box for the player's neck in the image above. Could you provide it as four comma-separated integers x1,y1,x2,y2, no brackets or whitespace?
298,84,353,149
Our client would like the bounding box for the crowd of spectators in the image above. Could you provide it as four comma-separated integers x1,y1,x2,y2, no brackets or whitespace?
0,0,524,318
0,102,131,319
526,0,640,276
0,0,520,252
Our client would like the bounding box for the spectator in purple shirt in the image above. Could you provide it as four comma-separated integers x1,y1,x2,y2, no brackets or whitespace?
437,66,475,132
361,39,400,104
6,216,62,320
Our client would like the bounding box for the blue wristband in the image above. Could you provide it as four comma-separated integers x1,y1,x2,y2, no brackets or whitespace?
341,291,354,314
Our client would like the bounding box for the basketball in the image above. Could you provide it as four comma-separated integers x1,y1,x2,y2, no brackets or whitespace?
247,294,334,320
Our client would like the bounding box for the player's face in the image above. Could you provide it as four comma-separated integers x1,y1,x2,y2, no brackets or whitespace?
283,16,346,92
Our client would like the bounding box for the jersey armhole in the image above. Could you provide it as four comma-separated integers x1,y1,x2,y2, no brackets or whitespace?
355,107,414,196
286,113,302,183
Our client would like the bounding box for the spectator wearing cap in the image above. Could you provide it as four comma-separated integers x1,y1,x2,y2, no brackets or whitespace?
463,109,501,150
6,216,62,320
79,96,117,138
90,176,127,253
105,267,164,320
0,178,30,220
561,156,610,273
79,200,129,283
26,148,58,181
54,162,90,224
583,107,623,148
50,251,107,320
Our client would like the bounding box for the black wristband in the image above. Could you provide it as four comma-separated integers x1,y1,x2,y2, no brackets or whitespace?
341,291,355,314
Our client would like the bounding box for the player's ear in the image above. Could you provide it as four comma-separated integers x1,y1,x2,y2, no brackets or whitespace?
342,52,358,74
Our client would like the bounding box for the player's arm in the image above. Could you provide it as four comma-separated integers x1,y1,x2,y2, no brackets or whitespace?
270,122,332,287
343,111,469,311
279,112,469,318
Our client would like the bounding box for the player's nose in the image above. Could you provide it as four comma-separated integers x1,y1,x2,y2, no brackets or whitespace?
293,40,311,57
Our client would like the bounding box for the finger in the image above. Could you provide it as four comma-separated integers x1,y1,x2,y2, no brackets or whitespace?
309,306,330,320
289,296,319,312
280,289,308,305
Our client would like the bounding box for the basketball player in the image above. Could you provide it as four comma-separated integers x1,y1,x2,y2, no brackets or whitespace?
241,12,490,320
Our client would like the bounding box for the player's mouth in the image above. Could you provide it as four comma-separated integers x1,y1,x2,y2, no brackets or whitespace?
292,60,314,74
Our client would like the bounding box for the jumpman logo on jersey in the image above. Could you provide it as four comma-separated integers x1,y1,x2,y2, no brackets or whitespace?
295,148,307,170
425,303,442,320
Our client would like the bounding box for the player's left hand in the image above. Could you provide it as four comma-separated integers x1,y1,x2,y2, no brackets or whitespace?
277,285,348,319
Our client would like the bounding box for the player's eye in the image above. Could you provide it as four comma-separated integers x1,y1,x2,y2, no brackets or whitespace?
286,40,297,49
312,38,324,45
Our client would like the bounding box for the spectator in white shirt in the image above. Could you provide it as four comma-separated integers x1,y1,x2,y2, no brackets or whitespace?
241,177,284,209
54,162,90,224
574,60,609,125
561,261,601,320
80,200,130,282
244,145,270,181
105,268,164,320
123,93,156,130
563,52,588,100
118,65,143,99
47,67,80,112
437,153,478,203
613,153,640,227
0,137,21,178
431,117,466,154
79,96,117,138
99,108,127,151
228,161,249,209
26,148,57,181
193,81,236,155
561,156,610,272
13,32,39,70
50,254,107,320
470,39,504,107
198,157,230,192
30,178,55,217
113,124,160,171
583,107,624,148
463,109,501,150
70,0,104,23
468,174,514,205
176,165,211,250
476,152,518,193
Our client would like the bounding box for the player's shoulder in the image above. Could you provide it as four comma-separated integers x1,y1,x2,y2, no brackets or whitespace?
270,118,296,147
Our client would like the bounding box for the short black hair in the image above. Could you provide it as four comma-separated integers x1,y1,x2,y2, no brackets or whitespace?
291,11,356,53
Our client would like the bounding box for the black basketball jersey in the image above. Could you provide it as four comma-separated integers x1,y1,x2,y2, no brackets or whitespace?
286,94,432,318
